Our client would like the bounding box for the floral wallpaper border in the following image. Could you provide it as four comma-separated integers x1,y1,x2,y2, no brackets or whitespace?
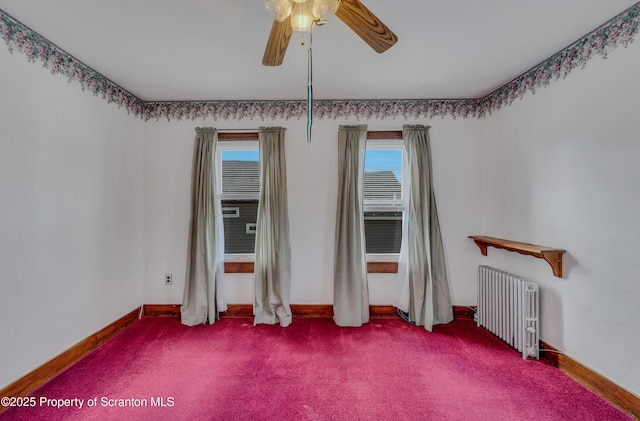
141,98,483,121
1,3,639,122
481,3,639,116
0,9,145,118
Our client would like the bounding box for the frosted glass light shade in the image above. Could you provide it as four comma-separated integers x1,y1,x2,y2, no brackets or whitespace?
312,0,340,20
265,0,294,22
290,1,314,32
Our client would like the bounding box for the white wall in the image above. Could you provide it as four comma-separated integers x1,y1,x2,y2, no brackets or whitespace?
479,40,640,396
142,117,482,307
0,47,145,389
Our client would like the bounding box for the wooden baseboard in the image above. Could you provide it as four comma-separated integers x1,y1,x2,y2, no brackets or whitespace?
453,305,476,320
540,340,640,419
221,304,253,317
221,304,399,318
141,304,181,317
0,308,140,412
145,304,475,320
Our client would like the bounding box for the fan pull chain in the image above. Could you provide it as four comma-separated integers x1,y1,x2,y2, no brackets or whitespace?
306,27,313,144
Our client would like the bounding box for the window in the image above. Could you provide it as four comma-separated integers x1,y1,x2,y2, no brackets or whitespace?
217,141,260,257
363,140,406,258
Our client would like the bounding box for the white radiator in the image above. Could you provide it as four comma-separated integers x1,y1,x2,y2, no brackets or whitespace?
477,265,539,359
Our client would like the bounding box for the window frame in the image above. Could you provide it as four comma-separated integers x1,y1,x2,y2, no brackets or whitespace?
217,139,260,262
363,137,407,263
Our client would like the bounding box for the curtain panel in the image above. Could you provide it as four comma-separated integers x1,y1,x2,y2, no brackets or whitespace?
254,127,293,327
333,125,369,327
400,125,453,331
181,127,227,326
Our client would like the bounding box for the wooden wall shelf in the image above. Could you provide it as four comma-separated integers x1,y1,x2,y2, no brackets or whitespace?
469,235,566,278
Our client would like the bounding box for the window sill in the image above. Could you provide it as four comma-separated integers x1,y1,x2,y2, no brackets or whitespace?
367,261,398,273
224,261,398,274
224,261,254,273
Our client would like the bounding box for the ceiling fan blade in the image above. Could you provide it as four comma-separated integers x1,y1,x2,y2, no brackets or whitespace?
335,0,398,53
262,17,293,66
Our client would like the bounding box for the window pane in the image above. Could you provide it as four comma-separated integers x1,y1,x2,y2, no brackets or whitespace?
363,147,404,254
220,147,260,254
222,200,258,254
221,150,260,197
363,149,402,203
364,211,402,253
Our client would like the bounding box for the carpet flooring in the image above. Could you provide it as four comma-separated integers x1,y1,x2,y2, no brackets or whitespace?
0,316,633,420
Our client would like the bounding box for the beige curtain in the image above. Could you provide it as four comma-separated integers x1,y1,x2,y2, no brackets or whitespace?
401,125,453,331
333,125,369,327
254,127,292,327
181,127,227,326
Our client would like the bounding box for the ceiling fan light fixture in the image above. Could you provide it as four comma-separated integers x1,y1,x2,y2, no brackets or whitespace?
264,0,294,22
262,0,397,142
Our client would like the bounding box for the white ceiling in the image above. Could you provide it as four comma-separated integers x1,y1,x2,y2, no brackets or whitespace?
0,1,637,102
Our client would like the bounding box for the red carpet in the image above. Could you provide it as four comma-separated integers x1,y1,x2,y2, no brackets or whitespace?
0,317,633,420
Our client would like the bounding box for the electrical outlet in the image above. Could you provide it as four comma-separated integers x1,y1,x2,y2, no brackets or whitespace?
165,274,172,285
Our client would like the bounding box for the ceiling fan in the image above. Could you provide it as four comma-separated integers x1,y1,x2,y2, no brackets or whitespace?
263,0,398,66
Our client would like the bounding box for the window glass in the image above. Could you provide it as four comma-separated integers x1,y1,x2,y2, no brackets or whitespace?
363,142,405,255
219,144,259,255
